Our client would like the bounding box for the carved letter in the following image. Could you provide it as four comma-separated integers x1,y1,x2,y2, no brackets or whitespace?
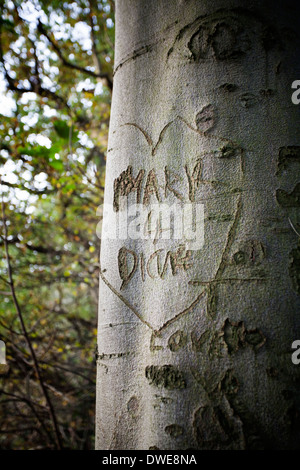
113,166,145,212
118,247,138,289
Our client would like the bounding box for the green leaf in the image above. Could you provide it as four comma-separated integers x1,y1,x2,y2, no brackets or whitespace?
53,120,70,139
49,159,64,171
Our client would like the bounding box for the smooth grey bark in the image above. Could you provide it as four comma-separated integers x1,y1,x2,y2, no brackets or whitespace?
96,0,300,449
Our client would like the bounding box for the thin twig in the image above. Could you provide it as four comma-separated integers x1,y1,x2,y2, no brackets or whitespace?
0,389,56,447
68,122,104,190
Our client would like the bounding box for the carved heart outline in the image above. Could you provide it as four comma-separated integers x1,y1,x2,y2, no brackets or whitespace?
99,261,206,334
122,114,239,157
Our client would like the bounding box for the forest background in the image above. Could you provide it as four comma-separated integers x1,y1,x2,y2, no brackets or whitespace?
0,0,114,450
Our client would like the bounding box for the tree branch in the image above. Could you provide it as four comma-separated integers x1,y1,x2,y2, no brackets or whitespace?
0,180,55,195
37,20,113,92
0,389,56,448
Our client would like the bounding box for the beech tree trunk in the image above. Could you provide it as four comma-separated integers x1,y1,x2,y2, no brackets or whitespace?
96,0,300,450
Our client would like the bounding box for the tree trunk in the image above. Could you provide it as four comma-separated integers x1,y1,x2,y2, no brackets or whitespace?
96,0,300,450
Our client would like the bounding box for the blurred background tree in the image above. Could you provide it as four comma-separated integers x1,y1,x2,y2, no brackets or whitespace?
0,0,114,449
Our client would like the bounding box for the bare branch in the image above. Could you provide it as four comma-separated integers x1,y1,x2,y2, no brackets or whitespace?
37,20,113,91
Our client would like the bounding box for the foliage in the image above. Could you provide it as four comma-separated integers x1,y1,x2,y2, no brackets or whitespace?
0,0,114,449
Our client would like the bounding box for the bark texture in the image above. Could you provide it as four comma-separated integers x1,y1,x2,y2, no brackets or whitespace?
96,0,300,449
